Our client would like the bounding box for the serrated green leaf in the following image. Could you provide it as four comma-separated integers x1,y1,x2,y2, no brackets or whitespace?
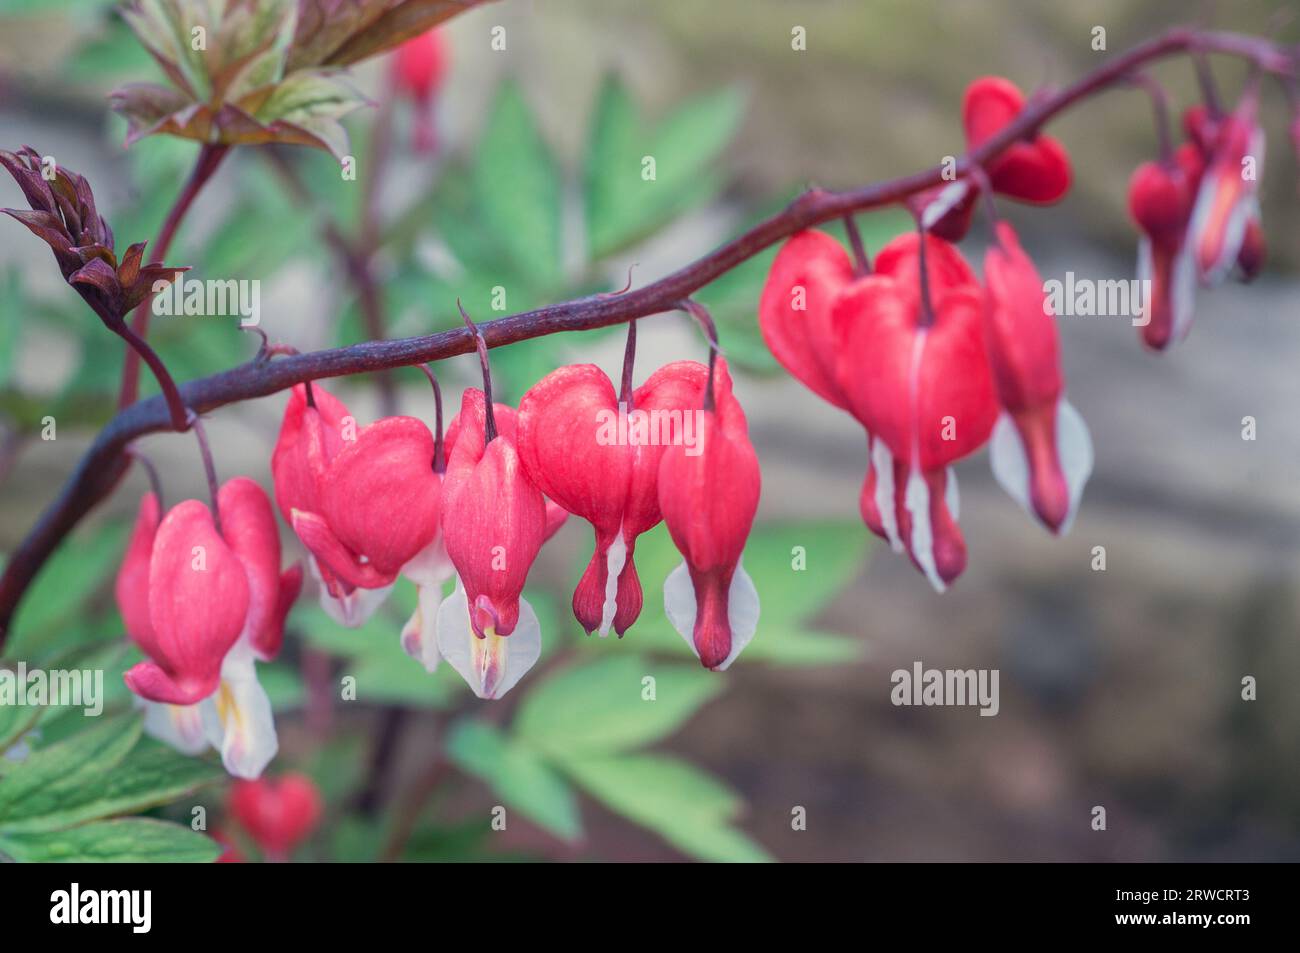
0,739,221,834
473,82,562,288
448,719,581,842
0,818,219,863
562,754,770,862
515,654,723,757
0,712,142,824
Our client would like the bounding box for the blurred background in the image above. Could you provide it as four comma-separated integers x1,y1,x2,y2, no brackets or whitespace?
1,0,1298,861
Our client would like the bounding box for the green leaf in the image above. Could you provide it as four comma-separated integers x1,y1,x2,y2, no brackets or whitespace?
294,600,459,707
473,81,562,289
7,520,129,658
0,712,142,824
0,739,222,834
515,654,723,758
585,77,745,259
0,818,219,863
563,754,770,862
447,720,581,842
0,704,40,758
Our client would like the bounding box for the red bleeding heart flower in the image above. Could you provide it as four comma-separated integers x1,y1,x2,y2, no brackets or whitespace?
1187,90,1265,285
272,384,388,626
834,233,998,590
917,76,1073,239
758,229,857,411
437,389,547,698
517,360,708,637
1127,143,1203,350
760,229,996,588
391,29,448,153
117,478,298,778
228,773,322,862
118,495,248,705
659,359,761,670
289,416,444,591
982,221,1093,533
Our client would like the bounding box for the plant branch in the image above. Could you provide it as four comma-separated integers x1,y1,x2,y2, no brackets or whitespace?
117,143,228,416
0,26,1294,646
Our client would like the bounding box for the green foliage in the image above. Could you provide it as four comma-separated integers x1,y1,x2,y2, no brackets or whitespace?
447,719,581,842
586,76,745,259
474,82,564,289
0,713,222,861
0,818,219,863
563,754,772,863
515,654,724,757
6,520,128,659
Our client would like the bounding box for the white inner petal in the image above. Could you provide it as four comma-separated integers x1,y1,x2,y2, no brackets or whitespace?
871,437,902,553
201,638,278,780
436,578,541,699
920,180,971,229
1170,241,1198,343
142,700,209,756
1054,398,1094,536
401,582,447,674
990,410,1031,516
598,532,628,638
663,559,760,670
903,467,945,593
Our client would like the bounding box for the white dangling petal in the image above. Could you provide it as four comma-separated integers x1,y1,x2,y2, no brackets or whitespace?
1170,241,1198,343
141,699,209,756
990,410,1031,516
201,639,278,780
920,180,971,230
663,559,760,671
944,466,960,520
597,533,628,638
310,556,393,628
871,438,903,553
400,582,446,673
436,577,541,700
989,401,1093,536
903,467,945,593
1054,399,1093,535
1188,132,1262,287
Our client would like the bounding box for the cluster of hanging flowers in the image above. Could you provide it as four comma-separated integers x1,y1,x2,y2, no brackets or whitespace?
113,306,759,777
760,71,1274,591
57,64,1278,779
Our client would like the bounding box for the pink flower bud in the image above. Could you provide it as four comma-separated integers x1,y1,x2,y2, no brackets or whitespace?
962,76,1072,204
